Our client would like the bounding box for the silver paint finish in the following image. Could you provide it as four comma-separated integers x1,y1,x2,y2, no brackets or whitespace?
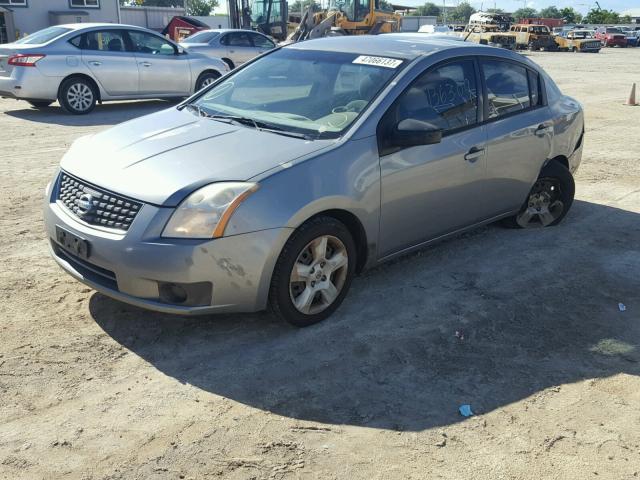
45,35,584,314
0,23,229,103
179,29,276,67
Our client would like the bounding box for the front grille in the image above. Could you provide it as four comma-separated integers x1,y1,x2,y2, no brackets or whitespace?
57,172,142,232
586,42,600,49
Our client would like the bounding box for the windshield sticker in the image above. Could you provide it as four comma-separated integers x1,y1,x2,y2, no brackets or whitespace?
353,56,403,69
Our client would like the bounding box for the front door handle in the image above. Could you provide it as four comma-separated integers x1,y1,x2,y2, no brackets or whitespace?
89,61,102,66
140,61,152,67
535,124,552,136
464,147,485,163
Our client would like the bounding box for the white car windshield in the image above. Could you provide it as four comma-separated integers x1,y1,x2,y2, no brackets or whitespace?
15,26,72,45
182,31,220,43
189,48,403,139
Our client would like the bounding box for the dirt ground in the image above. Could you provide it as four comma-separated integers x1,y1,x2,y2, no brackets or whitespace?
1,48,639,480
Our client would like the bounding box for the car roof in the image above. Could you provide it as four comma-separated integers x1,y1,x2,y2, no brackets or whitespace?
192,28,267,35
286,34,474,60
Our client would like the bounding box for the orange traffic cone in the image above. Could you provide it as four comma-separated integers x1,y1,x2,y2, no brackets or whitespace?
624,83,638,106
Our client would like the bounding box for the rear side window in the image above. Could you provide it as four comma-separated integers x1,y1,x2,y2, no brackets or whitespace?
75,30,128,52
223,32,252,46
482,60,532,119
528,70,541,107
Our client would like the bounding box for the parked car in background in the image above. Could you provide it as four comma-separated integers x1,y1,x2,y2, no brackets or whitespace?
0,24,229,114
509,24,557,50
618,27,639,47
44,35,584,326
180,29,276,70
594,27,627,47
554,30,601,53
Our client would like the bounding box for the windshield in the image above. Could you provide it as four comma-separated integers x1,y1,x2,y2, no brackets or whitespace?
606,28,622,34
15,26,71,45
189,48,403,139
182,31,220,43
530,26,549,34
572,31,591,38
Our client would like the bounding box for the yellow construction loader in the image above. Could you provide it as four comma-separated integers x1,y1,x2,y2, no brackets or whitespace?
288,0,402,42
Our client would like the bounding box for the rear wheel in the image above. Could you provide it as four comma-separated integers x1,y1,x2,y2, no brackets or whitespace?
58,77,96,115
502,161,575,228
28,101,52,109
269,216,356,327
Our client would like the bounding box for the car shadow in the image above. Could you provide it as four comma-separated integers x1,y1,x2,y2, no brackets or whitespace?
90,199,640,431
3,99,180,127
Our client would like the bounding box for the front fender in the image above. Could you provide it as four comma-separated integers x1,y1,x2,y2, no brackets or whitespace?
224,136,381,264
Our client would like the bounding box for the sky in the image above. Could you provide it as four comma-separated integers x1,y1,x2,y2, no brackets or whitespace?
214,0,635,17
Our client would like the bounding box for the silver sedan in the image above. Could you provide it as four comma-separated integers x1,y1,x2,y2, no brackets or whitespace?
0,23,229,114
179,29,276,69
44,35,584,326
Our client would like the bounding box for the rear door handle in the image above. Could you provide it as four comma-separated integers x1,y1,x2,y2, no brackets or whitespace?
89,61,102,66
464,147,485,163
535,124,552,136
140,61,152,67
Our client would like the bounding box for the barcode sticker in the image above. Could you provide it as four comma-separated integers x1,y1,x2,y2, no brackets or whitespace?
353,55,403,69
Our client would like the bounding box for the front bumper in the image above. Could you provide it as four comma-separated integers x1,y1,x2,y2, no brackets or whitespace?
44,176,292,315
0,66,60,101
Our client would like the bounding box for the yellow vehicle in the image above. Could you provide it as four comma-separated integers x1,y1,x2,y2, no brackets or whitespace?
462,24,516,50
554,30,602,53
288,0,401,42
509,24,558,51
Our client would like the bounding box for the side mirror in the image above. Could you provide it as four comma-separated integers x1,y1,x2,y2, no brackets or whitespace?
391,119,442,148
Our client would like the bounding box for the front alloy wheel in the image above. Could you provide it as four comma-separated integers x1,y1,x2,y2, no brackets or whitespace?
289,235,349,315
269,216,356,327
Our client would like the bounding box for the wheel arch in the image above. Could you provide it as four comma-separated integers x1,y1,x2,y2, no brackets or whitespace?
304,209,369,273
57,73,102,102
221,58,235,70
195,69,222,90
546,155,569,171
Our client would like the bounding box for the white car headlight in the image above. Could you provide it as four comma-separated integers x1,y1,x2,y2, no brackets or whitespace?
162,182,258,239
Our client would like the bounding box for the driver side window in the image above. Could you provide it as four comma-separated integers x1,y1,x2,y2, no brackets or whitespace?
393,59,479,133
127,30,176,55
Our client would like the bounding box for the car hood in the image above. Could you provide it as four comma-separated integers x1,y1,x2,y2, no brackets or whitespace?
60,107,334,206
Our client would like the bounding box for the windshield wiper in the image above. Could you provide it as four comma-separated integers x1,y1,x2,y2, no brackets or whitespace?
207,114,313,140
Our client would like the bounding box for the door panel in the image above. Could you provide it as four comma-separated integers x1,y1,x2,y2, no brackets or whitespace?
483,109,553,214
79,30,138,96
379,127,488,257
378,59,489,258
127,30,191,95
222,32,257,65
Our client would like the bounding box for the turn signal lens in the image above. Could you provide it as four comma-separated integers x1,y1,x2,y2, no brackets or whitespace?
8,54,46,67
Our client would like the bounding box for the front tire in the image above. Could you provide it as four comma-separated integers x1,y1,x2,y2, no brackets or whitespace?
269,216,356,327
58,77,96,115
502,161,575,228
195,71,220,91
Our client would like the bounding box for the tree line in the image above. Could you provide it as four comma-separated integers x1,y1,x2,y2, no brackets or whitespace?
409,2,632,25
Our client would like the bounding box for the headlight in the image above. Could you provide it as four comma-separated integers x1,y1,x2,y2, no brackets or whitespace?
162,182,258,239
